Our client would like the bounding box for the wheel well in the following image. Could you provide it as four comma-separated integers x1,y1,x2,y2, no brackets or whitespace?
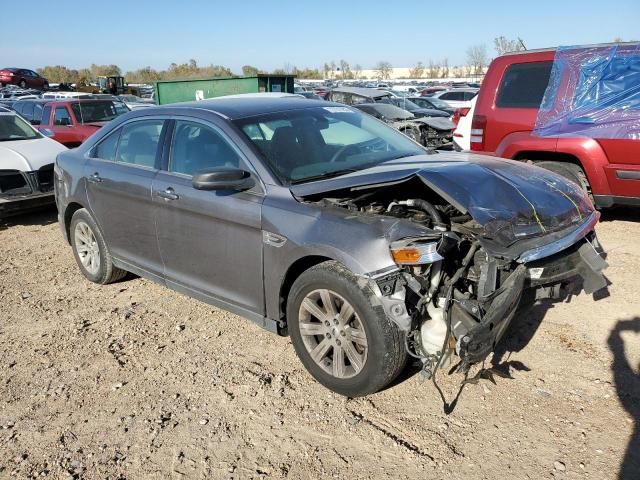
63,202,84,244
63,142,82,149
512,151,583,168
279,255,332,329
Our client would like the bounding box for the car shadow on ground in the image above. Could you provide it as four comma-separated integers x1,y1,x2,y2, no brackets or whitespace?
608,317,640,480
599,206,640,223
0,206,58,230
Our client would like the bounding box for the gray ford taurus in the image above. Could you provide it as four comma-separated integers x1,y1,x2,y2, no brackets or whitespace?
54,97,608,397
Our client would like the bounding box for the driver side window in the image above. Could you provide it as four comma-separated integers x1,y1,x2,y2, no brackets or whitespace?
54,107,71,126
169,121,244,176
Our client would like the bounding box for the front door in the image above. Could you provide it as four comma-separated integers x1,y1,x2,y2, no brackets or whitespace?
84,118,167,279
153,119,265,316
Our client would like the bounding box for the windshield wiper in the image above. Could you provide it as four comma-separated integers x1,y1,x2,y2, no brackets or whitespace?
291,168,359,184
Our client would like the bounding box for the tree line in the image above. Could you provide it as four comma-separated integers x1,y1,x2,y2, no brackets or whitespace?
36,36,530,84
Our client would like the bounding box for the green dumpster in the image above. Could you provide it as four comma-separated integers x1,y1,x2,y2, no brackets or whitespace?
154,75,296,105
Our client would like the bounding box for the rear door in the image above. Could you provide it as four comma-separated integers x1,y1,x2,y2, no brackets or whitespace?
84,118,167,280
153,118,265,315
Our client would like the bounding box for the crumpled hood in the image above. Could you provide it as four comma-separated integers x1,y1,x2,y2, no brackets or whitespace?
411,116,456,131
0,137,67,171
291,152,594,247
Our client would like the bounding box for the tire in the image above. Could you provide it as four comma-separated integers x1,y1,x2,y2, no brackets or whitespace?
534,161,594,203
19,79,27,89
287,261,407,397
70,208,127,285
43,82,49,91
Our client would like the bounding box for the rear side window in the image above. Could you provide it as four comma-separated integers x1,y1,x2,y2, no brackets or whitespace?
33,103,44,123
440,91,465,101
20,102,35,120
115,120,164,168
496,61,553,108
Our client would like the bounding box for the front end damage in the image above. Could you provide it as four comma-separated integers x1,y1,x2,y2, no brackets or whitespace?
297,158,609,376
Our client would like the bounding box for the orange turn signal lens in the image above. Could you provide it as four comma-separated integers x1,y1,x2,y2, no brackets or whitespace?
390,248,423,264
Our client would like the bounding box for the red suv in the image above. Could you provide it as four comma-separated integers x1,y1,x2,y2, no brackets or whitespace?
38,99,129,147
0,68,49,90
472,45,640,208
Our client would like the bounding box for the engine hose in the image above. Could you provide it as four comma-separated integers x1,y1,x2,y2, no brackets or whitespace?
404,199,446,229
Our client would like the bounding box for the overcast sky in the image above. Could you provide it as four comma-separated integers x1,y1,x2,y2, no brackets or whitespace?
4,0,638,72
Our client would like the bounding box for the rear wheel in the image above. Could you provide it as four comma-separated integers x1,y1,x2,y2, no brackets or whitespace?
534,161,593,203
70,208,126,284
287,261,406,397
19,79,27,89
43,82,49,90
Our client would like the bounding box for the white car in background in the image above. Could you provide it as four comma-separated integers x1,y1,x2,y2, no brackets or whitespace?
0,108,67,216
431,88,479,110
452,96,476,151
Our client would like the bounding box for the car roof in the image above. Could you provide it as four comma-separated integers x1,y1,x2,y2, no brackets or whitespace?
330,86,391,98
153,97,340,120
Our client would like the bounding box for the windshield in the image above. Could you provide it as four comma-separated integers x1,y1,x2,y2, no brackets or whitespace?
234,106,426,184
423,97,450,109
0,114,40,141
71,101,127,123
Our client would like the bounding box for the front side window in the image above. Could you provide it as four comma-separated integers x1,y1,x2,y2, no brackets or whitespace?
235,106,425,184
93,128,121,161
170,121,244,176
496,61,553,108
54,106,71,125
115,120,163,168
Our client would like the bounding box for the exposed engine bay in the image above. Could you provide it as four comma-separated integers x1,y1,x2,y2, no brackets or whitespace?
301,176,609,376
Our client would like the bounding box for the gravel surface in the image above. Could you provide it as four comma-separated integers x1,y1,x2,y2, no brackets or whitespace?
1,207,638,479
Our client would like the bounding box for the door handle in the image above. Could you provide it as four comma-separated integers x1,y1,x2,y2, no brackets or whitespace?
88,172,102,183
157,187,179,201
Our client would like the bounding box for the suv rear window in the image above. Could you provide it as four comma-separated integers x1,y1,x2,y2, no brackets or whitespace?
496,61,553,108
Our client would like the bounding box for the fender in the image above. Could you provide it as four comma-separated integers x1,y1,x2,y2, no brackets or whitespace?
496,131,612,196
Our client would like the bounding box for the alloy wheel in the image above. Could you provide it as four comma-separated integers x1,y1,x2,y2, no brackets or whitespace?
298,289,368,379
74,221,100,275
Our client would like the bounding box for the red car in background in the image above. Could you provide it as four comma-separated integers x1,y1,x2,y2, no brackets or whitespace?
0,68,49,90
471,44,640,208
38,99,129,148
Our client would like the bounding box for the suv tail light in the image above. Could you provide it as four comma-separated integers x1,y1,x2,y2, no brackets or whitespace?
452,107,471,126
470,114,487,151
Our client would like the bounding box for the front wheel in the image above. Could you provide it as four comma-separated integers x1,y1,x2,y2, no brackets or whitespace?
19,80,27,89
287,261,407,397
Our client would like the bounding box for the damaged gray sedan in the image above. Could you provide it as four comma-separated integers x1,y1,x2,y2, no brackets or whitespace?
55,98,608,397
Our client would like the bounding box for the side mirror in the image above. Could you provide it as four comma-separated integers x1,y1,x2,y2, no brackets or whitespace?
60,117,71,126
30,119,40,126
192,168,255,191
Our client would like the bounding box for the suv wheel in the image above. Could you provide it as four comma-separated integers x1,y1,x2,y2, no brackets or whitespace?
534,161,594,203
70,208,127,284
287,261,406,397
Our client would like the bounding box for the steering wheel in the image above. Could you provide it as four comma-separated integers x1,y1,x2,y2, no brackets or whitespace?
329,144,360,163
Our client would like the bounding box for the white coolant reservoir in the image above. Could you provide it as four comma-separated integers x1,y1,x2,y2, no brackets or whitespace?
420,302,448,356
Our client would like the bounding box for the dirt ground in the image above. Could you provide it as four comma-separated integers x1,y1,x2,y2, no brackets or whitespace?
0,207,638,480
